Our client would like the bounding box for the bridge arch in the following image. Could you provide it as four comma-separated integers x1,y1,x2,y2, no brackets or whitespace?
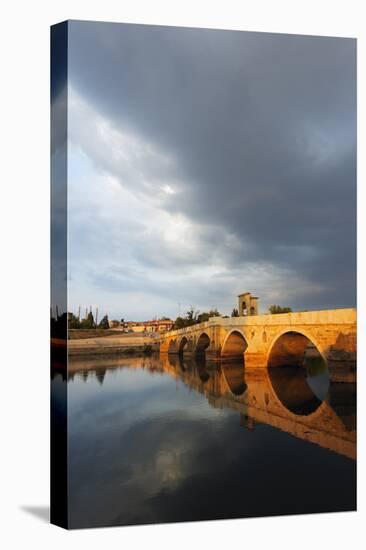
221,329,248,362
168,339,178,355
179,336,189,355
195,332,210,357
266,329,327,368
266,329,330,417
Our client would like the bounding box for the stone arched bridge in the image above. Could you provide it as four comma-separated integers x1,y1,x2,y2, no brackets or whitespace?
159,308,356,382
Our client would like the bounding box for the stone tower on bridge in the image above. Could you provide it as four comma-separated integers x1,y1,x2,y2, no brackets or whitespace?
238,292,258,316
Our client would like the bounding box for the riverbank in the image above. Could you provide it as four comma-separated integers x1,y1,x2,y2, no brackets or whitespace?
68,329,126,339
67,332,160,356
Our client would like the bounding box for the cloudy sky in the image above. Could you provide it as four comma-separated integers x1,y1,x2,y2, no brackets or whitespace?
66,21,356,321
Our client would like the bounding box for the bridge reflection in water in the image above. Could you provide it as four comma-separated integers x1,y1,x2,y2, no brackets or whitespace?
65,353,356,461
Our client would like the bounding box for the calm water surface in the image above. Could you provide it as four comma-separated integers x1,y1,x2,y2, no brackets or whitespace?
55,353,356,528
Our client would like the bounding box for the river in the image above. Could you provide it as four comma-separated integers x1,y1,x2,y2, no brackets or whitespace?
52,353,356,528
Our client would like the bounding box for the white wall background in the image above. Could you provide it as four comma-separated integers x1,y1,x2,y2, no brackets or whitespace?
0,1,364,548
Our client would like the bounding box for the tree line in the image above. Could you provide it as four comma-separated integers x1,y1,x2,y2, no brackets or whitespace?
68,303,293,331
68,312,110,329
174,307,227,329
173,303,292,329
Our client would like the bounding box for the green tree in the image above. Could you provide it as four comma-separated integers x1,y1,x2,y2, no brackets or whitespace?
197,312,210,323
208,308,221,318
174,316,186,330
68,313,80,329
173,306,220,329
98,315,110,329
197,309,221,323
186,306,197,323
231,308,239,317
268,305,292,314
80,311,95,328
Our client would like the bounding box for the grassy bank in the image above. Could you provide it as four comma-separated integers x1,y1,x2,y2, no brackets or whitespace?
67,331,160,357
68,329,126,339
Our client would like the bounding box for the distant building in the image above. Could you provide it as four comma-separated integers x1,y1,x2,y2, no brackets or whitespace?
237,292,258,316
121,319,174,333
108,320,120,328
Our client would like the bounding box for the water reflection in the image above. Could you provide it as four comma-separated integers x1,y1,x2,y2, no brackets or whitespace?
62,353,356,528
64,353,356,459
221,360,247,396
306,357,330,402
327,383,357,432
195,356,210,383
268,355,329,416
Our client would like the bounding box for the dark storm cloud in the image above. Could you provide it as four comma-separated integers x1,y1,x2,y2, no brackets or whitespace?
68,21,356,310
